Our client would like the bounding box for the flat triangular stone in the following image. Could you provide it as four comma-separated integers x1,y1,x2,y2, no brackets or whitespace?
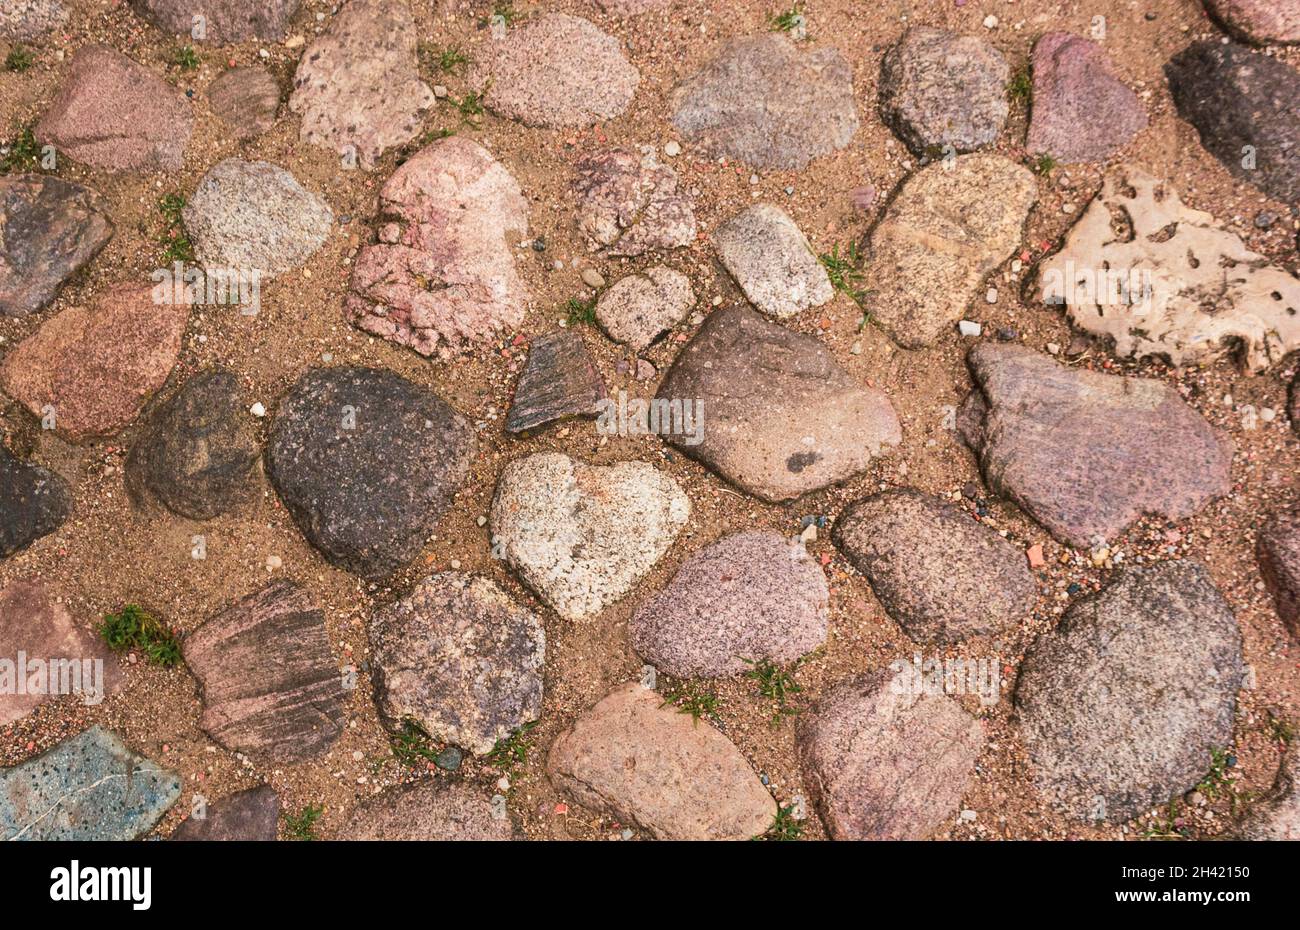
36,46,193,172
505,330,607,434
0,727,180,840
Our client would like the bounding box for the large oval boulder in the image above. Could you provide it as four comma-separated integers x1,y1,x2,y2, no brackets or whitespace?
1015,561,1244,822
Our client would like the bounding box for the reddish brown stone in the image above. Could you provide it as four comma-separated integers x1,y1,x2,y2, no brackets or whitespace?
171,785,280,841
207,67,280,139
0,284,189,441
0,580,123,727
798,670,984,839
36,46,192,172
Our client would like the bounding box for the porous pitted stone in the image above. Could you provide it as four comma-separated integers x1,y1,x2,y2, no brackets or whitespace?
171,785,280,841
656,305,901,502
346,137,530,356
712,204,832,319
264,367,476,580
833,489,1037,645
0,174,112,318
878,26,1009,156
469,13,638,128
184,580,347,763
1026,32,1147,163
36,46,193,172
629,531,828,678
289,0,433,168
1038,167,1300,372
184,159,332,279
595,265,694,351
1016,561,1243,822
0,284,189,442
957,344,1233,548
547,683,776,840
863,154,1036,348
797,670,985,840
369,572,545,755
489,453,689,622
0,727,180,841
573,149,696,256
505,330,607,434
125,368,260,521
1166,41,1300,203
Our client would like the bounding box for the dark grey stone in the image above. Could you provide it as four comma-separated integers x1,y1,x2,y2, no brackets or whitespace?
1166,41,1300,203
0,443,71,560
126,368,260,520
265,367,476,579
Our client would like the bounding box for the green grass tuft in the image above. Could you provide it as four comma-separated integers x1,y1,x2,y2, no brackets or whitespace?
744,657,803,724
0,125,41,174
284,804,323,841
1008,67,1032,104
564,296,597,327
157,193,195,263
487,721,537,771
771,4,806,36
5,46,33,72
99,605,182,667
420,43,469,74
819,241,870,309
391,718,439,767
757,803,805,841
171,45,200,71
1031,153,1057,176
659,682,720,725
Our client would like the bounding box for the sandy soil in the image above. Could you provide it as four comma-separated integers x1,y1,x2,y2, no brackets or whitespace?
1,0,1297,841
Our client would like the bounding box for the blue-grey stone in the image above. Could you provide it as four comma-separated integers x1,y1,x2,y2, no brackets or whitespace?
0,726,181,840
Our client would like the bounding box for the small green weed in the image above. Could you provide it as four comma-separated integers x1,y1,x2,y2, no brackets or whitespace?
284,804,323,841
99,605,182,667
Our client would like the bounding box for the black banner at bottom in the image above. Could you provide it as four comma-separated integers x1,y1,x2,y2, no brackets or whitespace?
0,840,1280,916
